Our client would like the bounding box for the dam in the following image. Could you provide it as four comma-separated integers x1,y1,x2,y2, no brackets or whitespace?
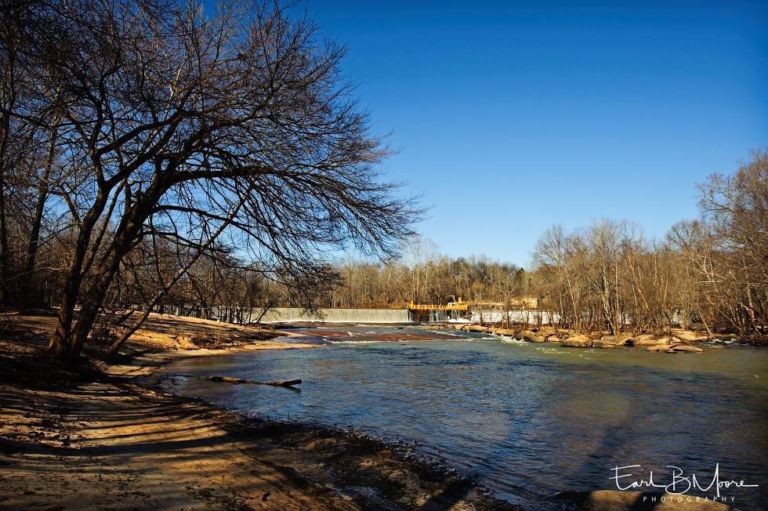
235,307,414,324
196,300,546,325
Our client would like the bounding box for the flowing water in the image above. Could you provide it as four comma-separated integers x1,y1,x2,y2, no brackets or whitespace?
161,327,768,510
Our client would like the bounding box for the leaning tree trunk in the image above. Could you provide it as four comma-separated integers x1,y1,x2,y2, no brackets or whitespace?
48,240,95,363
49,271,83,362
48,189,110,362
63,179,169,362
67,207,148,361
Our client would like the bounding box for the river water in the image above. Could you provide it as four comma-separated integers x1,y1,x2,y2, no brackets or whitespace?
161,327,768,510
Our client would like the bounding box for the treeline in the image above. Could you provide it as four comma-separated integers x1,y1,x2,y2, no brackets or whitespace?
113,247,532,318
324,153,768,343
324,256,529,309
155,151,768,345
2,143,766,342
531,153,767,342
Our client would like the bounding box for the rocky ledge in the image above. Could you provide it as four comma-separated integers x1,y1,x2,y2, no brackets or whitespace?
450,325,725,354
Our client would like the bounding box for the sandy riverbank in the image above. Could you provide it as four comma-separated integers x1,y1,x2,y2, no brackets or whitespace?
0,313,738,510
0,313,515,511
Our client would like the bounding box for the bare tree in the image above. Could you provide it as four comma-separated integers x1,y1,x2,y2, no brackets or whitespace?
698,151,768,340
2,0,417,364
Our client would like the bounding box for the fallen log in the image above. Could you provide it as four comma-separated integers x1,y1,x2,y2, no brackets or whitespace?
206,376,302,387
269,379,303,387
175,374,302,387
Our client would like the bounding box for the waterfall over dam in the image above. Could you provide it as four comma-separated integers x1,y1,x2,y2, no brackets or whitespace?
253,307,414,324
181,306,553,325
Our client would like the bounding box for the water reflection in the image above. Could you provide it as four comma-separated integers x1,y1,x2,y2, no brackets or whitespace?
162,328,768,510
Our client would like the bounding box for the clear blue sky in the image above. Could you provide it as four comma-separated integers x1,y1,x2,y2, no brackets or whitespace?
296,0,767,267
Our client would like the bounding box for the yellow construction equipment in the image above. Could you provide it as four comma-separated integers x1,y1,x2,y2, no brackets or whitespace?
406,297,537,311
407,300,469,311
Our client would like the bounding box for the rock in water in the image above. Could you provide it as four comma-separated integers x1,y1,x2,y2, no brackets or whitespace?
671,329,709,342
632,334,662,346
593,335,629,348
521,330,545,343
560,334,593,348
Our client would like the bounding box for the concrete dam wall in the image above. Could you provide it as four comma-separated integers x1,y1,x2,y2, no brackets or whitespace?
254,307,414,324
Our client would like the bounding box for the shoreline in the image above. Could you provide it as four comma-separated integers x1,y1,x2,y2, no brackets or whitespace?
0,313,737,510
0,313,517,511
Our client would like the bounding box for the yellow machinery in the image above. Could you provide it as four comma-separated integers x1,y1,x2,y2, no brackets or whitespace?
406,299,470,311
406,297,537,312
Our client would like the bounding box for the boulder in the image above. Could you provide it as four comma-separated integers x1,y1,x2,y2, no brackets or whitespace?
561,334,593,348
645,344,671,352
545,334,562,343
671,329,709,342
631,334,662,346
593,335,628,348
538,327,558,337
465,325,490,333
521,330,546,343
634,334,689,346
492,328,518,337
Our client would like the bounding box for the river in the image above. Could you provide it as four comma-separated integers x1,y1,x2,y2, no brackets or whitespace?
161,326,768,510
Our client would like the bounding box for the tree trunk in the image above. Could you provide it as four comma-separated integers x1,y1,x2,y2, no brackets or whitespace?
48,189,110,362
57,179,167,362
48,274,81,362
67,210,147,359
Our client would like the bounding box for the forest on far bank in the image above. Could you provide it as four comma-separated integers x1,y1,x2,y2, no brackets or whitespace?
149,152,768,343
6,125,767,342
